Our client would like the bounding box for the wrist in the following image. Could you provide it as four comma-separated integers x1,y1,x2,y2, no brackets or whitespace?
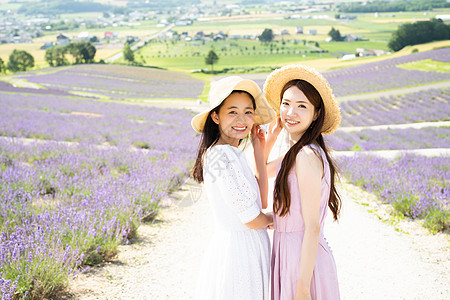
296,281,310,294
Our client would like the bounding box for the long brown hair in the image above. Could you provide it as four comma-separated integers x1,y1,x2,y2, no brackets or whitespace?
191,90,256,183
273,80,341,221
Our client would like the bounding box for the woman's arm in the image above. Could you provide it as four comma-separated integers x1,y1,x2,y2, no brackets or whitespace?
252,125,269,209
245,211,273,229
265,116,284,178
294,148,323,299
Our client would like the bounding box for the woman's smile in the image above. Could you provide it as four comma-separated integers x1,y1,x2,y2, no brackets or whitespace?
284,118,300,127
231,125,247,132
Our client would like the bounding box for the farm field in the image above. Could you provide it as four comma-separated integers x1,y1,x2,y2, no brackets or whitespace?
0,79,200,298
0,42,123,69
1,45,450,298
248,47,450,96
2,7,448,72
5,64,205,101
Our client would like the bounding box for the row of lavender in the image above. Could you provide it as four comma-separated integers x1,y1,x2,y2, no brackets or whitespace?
252,47,450,97
2,88,448,152
325,126,449,151
338,88,450,127
4,48,448,101
14,64,205,100
330,84,449,232
324,47,450,96
0,95,199,298
323,88,450,151
337,154,449,233
0,93,195,150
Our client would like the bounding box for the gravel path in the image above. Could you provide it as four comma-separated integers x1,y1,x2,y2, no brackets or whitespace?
68,177,449,299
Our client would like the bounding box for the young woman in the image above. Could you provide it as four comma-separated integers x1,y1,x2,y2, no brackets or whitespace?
263,65,342,300
191,76,276,299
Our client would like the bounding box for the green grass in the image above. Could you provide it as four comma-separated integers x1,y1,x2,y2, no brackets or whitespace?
321,40,390,53
397,59,450,73
176,18,339,32
134,39,331,71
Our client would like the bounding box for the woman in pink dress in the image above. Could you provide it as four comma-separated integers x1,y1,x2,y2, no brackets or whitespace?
263,64,342,300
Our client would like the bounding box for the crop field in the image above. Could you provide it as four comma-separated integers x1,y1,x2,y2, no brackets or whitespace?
327,126,449,150
0,43,123,70
321,70,449,234
338,154,448,232
13,64,205,100
0,75,200,297
1,47,449,298
252,47,450,96
338,88,450,126
132,38,331,71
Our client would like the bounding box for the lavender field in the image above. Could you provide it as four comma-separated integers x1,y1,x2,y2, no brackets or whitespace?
0,91,199,298
338,154,449,233
15,64,205,100
324,47,450,96
326,77,449,233
326,126,449,151
253,47,450,96
339,88,450,127
1,48,449,299
0,93,196,149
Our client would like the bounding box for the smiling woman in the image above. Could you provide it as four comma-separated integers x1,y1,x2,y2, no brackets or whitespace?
190,75,276,299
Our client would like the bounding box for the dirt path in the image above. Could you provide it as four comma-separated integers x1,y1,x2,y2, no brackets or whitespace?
68,178,449,299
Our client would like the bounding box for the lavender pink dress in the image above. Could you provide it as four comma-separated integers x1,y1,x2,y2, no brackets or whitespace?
271,144,340,300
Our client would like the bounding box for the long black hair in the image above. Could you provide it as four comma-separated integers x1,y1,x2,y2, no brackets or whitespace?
191,90,256,183
273,80,341,221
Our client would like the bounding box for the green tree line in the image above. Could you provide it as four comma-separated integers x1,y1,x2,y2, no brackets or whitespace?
0,50,34,73
339,0,450,13
45,42,97,67
18,0,112,15
388,18,450,51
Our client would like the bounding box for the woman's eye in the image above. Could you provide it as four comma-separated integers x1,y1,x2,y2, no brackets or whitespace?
299,105,306,108
229,111,237,114
282,102,288,106
245,111,254,114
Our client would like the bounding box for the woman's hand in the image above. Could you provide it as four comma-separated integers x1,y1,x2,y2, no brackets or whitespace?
251,124,266,151
267,116,283,139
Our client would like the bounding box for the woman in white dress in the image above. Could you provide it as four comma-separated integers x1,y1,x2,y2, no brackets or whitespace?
191,76,276,299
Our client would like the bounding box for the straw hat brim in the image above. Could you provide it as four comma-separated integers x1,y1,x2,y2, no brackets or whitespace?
192,77,276,133
263,64,341,134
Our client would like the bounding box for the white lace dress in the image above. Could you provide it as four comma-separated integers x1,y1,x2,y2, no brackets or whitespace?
195,144,270,300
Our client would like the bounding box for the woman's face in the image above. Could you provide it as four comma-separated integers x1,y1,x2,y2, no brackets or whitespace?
280,86,318,140
212,92,255,144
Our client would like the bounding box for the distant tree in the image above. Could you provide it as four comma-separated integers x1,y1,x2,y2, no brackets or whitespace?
339,0,450,13
66,42,96,64
0,57,5,73
205,50,219,70
45,46,68,67
78,42,96,63
328,27,344,41
259,28,274,43
90,36,99,43
388,18,450,51
7,49,34,72
123,43,134,63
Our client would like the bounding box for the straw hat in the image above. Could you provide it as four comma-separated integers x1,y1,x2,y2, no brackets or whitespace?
191,76,276,133
263,64,341,134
